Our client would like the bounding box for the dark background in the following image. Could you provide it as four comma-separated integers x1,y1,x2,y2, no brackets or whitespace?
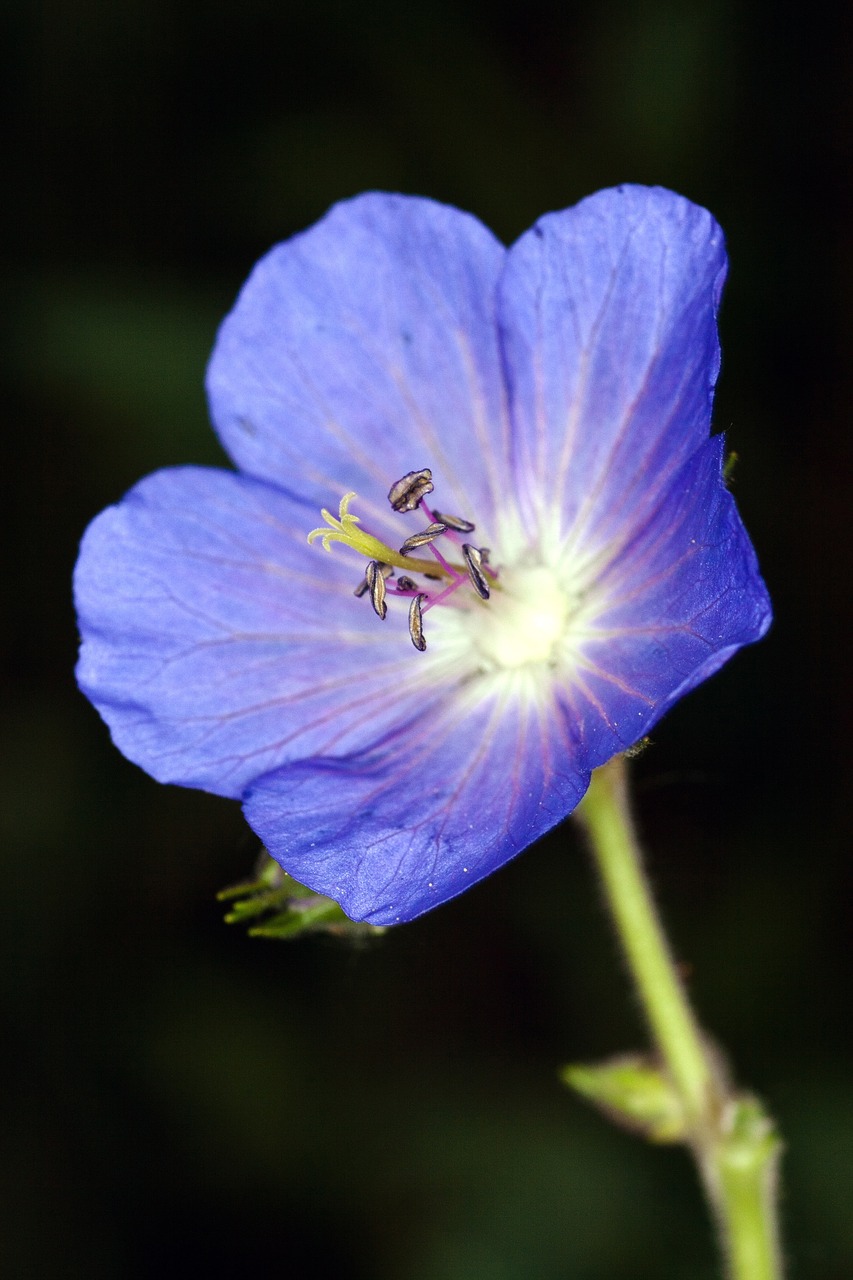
4,1,851,1276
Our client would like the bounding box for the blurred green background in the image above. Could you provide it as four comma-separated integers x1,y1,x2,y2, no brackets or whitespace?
4,0,851,1275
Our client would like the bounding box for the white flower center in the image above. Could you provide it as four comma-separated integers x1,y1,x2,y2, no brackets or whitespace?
471,565,571,670
307,482,599,676
429,560,583,682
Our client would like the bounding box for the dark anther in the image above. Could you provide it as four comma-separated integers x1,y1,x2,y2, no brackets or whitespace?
398,522,448,555
388,469,434,512
396,575,418,592
408,594,427,651
354,562,392,598
365,561,388,620
462,544,490,600
431,510,475,534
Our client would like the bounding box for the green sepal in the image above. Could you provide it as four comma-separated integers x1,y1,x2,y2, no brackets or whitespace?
560,1053,688,1143
218,850,386,942
719,1094,782,1176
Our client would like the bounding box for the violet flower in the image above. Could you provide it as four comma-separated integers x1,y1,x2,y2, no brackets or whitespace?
74,186,771,924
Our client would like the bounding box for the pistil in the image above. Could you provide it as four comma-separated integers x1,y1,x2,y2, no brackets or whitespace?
307,469,496,651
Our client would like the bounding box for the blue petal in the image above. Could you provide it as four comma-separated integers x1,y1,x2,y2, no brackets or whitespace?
74,467,452,799
243,690,590,925
206,193,511,540
564,436,772,757
499,185,728,545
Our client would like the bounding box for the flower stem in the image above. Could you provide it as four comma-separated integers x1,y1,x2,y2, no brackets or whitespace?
575,755,783,1280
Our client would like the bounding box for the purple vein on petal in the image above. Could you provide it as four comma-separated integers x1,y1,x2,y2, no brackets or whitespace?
552,226,637,510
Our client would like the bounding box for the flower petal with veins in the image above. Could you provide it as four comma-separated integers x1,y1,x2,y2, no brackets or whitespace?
74,185,772,923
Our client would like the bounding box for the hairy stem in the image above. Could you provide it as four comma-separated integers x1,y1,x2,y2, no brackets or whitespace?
576,756,783,1280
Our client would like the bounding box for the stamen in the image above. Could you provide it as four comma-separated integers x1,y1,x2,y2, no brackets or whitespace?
462,544,490,600
388,469,434,512
408,594,427,651
365,561,388,620
310,476,500,649
398,522,448,555
431,510,475,534
354,562,393,597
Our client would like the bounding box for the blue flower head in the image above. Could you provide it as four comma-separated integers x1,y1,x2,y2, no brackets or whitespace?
74,186,771,925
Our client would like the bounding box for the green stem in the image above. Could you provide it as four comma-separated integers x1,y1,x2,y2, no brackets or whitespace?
576,756,783,1280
